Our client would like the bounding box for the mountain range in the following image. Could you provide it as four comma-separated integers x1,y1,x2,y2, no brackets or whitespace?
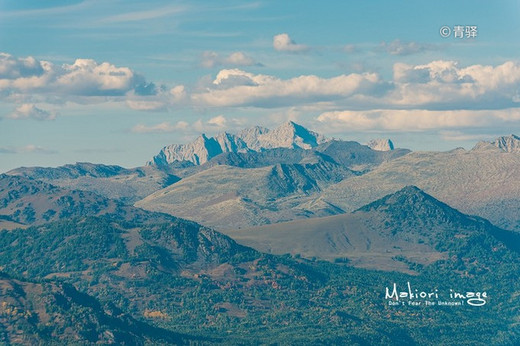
3,122,520,343
6,124,520,233
226,186,520,273
0,174,177,230
148,121,331,166
7,163,180,205
314,137,520,232
1,179,520,343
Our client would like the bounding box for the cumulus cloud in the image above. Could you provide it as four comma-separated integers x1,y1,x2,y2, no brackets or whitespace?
0,53,45,79
170,85,186,102
0,52,154,101
7,104,56,120
316,108,520,132
3,52,520,123
273,33,308,52
389,60,520,109
54,58,138,96
201,51,258,68
192,68,383,107
206,115,227,127
126,84,187,111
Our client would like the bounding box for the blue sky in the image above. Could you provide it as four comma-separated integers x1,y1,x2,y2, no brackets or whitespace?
1,0,520,172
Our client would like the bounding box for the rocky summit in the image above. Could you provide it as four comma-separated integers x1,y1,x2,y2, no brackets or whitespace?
367,138,394,151
492,134,520,153
148,121,330,166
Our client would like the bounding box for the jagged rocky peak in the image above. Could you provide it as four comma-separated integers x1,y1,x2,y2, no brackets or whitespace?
236,121,328,151
367,138,394,151
236,125,270,150
148,121,331,166
148,134,223,166
262,121,329,150
214,132,250,153
472,134,520,153
492,134,520,152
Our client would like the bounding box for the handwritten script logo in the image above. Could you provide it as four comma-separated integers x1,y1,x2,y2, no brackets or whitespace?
385,282,487,307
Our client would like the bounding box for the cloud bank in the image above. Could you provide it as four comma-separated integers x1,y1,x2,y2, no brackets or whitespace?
316,108,520,132
192,68,383,107
3,52,520,134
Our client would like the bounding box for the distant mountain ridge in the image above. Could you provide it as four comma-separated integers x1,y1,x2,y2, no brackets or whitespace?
0,174,175,227
229,186,520,272
472,134,520,153
148,121,330,166
7,163,180,204
492,134,520,152
318,135,520,231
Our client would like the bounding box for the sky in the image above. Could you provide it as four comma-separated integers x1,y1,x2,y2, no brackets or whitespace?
1,0,520,172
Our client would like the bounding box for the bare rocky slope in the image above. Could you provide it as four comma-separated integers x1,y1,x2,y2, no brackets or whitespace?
223,186,520,272
313,143,520,231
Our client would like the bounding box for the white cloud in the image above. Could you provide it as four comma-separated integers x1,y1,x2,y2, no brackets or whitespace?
438,130,497,142
7,104,56,120
0,53,45,79
207,115,227,127
388,60,520,108
22,144,57,154
201,51,258,68
100,5,185,23
3,52,520,123
125,100,167,111
55,59,137,96
380,39,433,56
273,33,308,52
132,115,244,135
170,85,186,102
201,51,219,68
126,84,186,111
0,144,57,154
316,108,520,132
194,60,520,111
131,121,189,133
193,115,236,132
193,68,382,107
0,53,152,99
225,52,256,66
